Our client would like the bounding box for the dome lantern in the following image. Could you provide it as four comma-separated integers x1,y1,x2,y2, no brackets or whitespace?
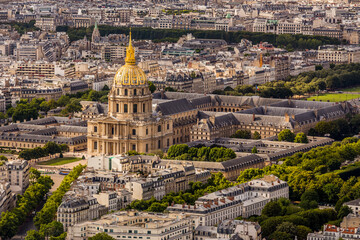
113,30,147,86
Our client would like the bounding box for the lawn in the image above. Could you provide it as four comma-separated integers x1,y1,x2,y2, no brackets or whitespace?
341,86,360,92
307,93,360,102
37,157,82,166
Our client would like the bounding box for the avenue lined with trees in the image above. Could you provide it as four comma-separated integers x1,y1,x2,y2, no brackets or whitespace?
0,169,53,240
25,164,86,240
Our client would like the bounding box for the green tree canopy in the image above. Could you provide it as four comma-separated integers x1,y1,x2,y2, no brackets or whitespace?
89,233,116,240
278,129,295,142
294,132,309,143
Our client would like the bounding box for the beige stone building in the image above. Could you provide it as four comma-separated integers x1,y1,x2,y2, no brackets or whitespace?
87,34,173,156
5,160,30,194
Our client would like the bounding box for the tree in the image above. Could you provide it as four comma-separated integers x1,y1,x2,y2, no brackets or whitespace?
89,233,115,240
262,201,282,217
232,130,251,139
64,99,82,114
253,131,261,139
148,81,156,93
269,231,293,240
0,212,20,240
278,129,295,142
56,96,70,107
337,205,352,219
251,146,258,153
39,101,50,112
25,230,44,240
296,225,312,240
0,155,7,161
294,132,308,143
147,202,167,212
39,221,64,239
315,65,323,71
167,144,189,158
102,85,110,91
276,221,297,237
44,142,61,155
29,168,41,184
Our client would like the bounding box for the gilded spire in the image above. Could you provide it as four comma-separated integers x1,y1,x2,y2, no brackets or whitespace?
125,29,136,65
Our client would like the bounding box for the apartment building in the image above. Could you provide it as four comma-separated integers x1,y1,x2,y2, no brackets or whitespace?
5,160,30,194
16,43,42,61
67,211,196,240
313,27,343,40
307,224,360,240
317,45,360,63
71,15,95,28
194,220,262,240
344,198,360,216
0,181,16,213
35,17,57,31
167,175,289,225
16,62,75,79
104,9,131,24
101,45,126,61
57,196,102,231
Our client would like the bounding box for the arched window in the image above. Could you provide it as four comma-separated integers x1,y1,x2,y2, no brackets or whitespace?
133,104,137,113
134,89,137,96
158,140,161,149
142,89,144,95
132,129,136,135
124,104,128,113
143,103,145,112
116,104,119,112
158,125,161,132
124,89,128,95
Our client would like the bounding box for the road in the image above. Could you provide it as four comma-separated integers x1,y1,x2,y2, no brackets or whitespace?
12,200,45,240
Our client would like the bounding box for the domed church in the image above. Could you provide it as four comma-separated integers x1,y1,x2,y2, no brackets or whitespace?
87,33,173,156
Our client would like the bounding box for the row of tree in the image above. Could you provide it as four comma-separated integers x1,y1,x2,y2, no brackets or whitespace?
19,142,69,160
166,144,236,162
237,138,360,204
32,164,86,234
215,63,360,98
127,172,233,212
4,85,111,122
231,129,261,139
278,130,309,143
57,25,340,51
248,197,350,240
0,169,54,240
309,114,360,140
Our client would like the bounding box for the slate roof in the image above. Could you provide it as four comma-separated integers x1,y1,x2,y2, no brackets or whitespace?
155,98,196,115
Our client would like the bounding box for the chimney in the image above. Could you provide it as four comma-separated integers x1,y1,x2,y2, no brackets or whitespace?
284,112,290,122
252,113,255,121
220,198,225,203
209,116,216,125
182,203,185,208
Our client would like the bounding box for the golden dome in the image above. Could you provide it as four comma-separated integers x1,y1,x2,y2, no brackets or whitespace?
113,31,147,86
